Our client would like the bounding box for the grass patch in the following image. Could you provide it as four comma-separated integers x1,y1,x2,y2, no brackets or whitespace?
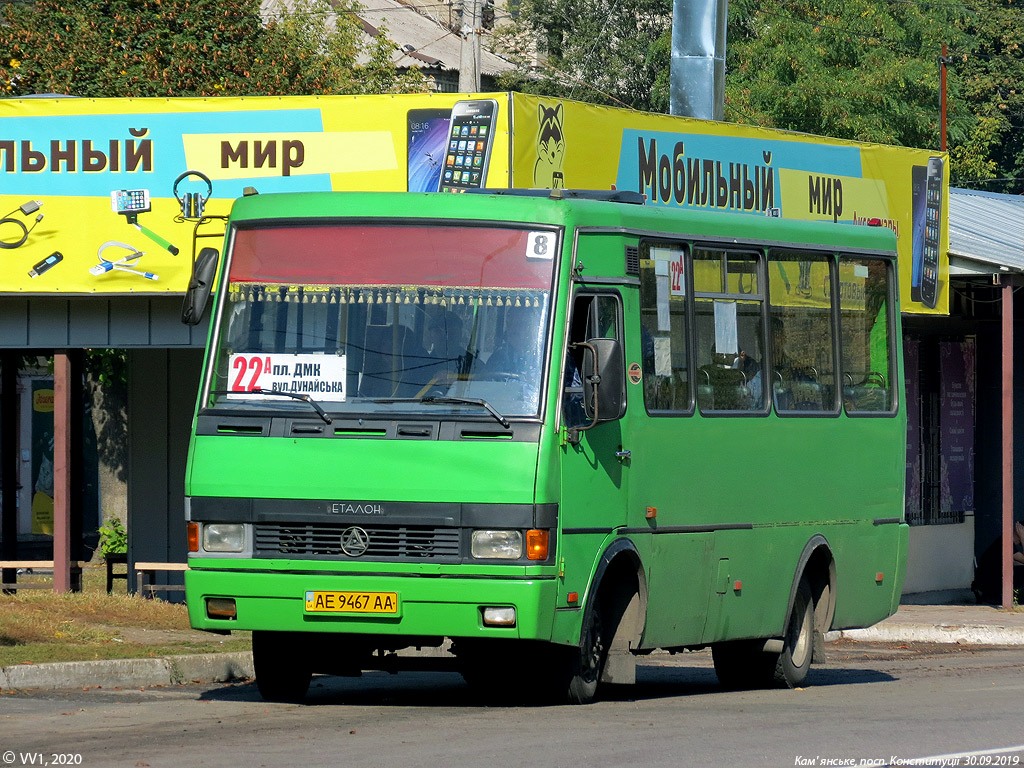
0,566,250,667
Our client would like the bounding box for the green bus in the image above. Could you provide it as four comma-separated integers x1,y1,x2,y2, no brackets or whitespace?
183,189,907,703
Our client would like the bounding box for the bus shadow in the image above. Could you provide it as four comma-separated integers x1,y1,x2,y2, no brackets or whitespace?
199,662,896,707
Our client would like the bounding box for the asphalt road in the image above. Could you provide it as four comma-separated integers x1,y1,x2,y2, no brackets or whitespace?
2,642,1023,768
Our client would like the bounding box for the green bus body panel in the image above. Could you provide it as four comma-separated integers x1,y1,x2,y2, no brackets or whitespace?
188,434,539,504
186,567,556,639
186,191,907,656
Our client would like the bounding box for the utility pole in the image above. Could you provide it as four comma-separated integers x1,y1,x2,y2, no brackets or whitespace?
458,0,481,93
940,44,950,151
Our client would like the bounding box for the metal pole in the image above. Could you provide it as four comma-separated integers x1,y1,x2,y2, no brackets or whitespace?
1001,279,1014,610
1,353,19,592
940,44,949,152
53,351,72,594
458,0,481,92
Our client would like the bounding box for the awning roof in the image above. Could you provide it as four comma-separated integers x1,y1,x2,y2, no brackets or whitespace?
949,187,1024,275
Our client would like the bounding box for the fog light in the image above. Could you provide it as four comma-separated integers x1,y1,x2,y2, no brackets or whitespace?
482,606,516,627
203,523,245,553
206,598,237,620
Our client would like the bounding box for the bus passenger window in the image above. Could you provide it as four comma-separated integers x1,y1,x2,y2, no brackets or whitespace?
839,257,894,413
767,250,838,413
639,244,691,414
693,247,766,413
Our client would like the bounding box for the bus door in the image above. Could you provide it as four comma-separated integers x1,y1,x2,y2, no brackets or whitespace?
557,290,629,606
627,242,716,649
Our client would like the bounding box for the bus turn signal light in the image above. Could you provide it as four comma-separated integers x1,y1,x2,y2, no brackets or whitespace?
526,529,549,560
187,522,199,553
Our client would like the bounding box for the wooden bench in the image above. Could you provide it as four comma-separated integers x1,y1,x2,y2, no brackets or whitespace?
105,552,129,593
0,560,86,592
135,561,189,598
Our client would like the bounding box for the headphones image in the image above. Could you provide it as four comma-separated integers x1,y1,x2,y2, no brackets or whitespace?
173,169,213,220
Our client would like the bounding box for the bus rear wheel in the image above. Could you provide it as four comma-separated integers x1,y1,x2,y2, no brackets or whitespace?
253,630,313,703
773,577,814,688
712,576,815,690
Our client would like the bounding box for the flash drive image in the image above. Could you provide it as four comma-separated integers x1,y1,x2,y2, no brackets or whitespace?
28,251,63,278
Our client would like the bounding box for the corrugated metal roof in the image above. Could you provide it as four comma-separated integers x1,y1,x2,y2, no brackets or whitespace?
949,187,1024,272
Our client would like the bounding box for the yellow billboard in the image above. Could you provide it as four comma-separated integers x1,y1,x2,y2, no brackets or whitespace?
510,97,949,314
0,93,947,313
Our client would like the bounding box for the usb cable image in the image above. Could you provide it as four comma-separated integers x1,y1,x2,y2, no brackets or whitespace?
91,240,159,281
0,200,44,249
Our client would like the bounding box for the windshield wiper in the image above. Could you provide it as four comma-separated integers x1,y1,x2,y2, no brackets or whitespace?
372,396,510,429
211,388,333,424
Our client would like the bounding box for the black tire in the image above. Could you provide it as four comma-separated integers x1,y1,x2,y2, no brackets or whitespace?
253,630,313,703
773,577,814,688
566,604,606,704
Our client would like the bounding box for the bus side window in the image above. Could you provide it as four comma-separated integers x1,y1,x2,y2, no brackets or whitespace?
766,250,838,413
639,243,691,414
839,256,895,413
693,247,766,413
563,292,623,427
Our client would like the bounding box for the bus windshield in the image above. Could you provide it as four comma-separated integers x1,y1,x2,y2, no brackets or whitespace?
206,223,557,419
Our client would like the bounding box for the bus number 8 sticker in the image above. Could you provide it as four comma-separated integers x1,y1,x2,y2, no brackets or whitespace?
527,232,554,260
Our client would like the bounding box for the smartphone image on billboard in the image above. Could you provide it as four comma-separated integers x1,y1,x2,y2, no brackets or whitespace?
438,99,499,193
920,156,943,309
407,108,450,193
910,164,927,303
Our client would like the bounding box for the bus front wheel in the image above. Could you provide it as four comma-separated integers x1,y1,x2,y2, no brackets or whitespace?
566,603,606,704
253,630,313,703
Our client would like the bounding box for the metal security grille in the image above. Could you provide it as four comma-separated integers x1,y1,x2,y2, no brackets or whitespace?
253,523,461,560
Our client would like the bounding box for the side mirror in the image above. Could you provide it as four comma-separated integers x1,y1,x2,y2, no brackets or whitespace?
567,337,624,443
581,337,625,422
181,247,220,326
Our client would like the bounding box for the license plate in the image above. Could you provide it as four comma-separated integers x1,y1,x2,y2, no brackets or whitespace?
304,590,399,614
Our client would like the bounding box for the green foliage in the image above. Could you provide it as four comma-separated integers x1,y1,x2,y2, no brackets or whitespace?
494,0,672,109
0,0,427,97
98,516,127,557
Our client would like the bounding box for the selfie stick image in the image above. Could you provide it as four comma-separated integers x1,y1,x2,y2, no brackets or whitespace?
110,189,179,256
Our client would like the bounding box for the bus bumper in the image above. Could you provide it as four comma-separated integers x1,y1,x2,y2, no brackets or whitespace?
185,566,558,641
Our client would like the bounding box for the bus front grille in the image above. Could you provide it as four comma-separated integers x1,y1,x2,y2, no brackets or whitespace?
253,523,461,561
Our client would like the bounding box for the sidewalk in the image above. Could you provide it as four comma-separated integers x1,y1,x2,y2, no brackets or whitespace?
2,604,1023,693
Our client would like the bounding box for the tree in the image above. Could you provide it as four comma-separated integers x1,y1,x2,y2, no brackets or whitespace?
494,0,672,110
947,0,1024,192
0,0,427,98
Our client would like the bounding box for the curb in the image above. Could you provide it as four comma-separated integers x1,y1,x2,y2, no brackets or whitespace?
0,651,254,692
5,622,1024,692
827,625,1024,646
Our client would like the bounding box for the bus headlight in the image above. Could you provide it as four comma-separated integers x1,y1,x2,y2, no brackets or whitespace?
203,523,246,553
471,530,523,559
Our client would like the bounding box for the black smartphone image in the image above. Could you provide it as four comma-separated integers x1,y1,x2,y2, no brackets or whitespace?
919,157,943,309
407,108,450,193
910,165,927,303
438,99,499,193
